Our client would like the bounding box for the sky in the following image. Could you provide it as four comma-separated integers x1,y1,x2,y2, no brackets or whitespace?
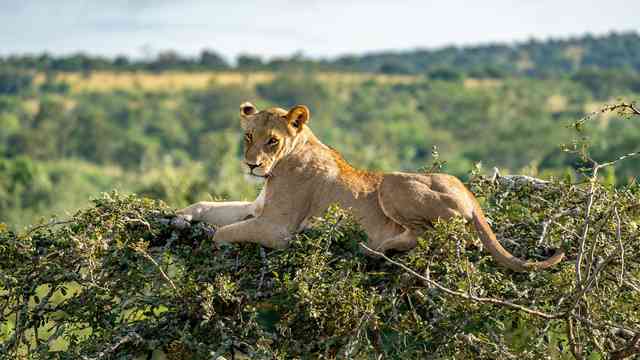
1,0,639,61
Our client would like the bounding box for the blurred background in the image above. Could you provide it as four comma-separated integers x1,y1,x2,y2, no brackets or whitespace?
1,1,639,228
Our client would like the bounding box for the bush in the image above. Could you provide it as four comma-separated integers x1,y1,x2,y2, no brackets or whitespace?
0,68,33,95
1,163,639,359
427,67,464,81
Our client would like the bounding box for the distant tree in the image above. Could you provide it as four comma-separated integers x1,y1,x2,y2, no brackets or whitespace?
427,67,463,81
40,73,70,94
236,54,264,70
3,31,640,76
48,53,105,72
148,51,192,72
0,67,33,95
379,60,413,75
0,156,53,217
36,53,52,70
468,65,506,78
113,55,130,69
256,73,329,110
199,50,228,70
571,68,640,99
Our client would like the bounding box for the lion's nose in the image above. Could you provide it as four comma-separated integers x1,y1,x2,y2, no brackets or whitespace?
246,162,261,170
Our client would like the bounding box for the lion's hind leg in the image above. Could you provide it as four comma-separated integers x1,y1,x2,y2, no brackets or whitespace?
379,173,470,224
375,229,418,252
375,173,468,253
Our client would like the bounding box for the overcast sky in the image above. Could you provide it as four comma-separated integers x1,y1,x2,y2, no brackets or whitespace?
1,0,638,61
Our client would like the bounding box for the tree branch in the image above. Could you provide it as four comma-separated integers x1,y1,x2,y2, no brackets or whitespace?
359,243,561,320
610,334,640,359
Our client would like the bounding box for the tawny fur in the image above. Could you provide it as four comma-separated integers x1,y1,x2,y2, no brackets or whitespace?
178,102,564,272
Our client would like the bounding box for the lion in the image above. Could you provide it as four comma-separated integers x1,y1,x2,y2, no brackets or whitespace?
177,102,564,272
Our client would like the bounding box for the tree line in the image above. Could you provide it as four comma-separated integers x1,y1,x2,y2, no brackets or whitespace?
2,32,640,77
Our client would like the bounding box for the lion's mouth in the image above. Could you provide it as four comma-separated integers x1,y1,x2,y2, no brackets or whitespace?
248,170,271,179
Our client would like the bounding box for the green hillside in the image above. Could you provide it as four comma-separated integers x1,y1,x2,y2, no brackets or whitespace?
1,32,640,359
1,66,639,227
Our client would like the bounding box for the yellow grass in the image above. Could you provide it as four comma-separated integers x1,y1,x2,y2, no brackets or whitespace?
52,71,272,92
463,78,502,89
33,70,502,95
22,99,40,115
34,71,421,93
545,94,568,113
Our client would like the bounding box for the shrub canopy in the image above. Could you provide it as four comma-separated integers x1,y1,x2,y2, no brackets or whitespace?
1,168,639,358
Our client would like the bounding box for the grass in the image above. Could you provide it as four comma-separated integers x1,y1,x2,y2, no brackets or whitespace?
31,70,504,93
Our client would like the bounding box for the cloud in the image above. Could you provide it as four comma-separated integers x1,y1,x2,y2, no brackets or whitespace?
0,0,638,59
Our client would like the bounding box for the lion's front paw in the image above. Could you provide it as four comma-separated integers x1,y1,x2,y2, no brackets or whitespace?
170,214,192,230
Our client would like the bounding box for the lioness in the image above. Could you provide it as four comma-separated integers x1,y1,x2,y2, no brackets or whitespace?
178,102,564,272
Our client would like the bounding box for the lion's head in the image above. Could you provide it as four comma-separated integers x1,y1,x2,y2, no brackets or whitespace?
239,102,310,178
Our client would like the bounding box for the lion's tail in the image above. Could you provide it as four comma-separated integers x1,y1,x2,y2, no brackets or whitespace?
471,208,564,272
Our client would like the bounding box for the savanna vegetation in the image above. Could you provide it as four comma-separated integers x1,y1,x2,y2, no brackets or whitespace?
0,32,639,358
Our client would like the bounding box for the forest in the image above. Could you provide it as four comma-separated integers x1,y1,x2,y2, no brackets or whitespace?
0,32,639,358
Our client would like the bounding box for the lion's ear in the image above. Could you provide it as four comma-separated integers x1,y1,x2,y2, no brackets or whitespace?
286,105,310,131
240,102,257,117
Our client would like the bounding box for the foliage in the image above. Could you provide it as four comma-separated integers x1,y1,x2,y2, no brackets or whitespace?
2,64,640,226
0,43,639,356
1,161,639,359
0,68,34,95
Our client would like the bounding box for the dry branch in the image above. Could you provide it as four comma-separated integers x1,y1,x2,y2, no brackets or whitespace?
359,243,561,320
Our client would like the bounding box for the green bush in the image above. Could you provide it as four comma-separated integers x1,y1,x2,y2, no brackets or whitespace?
1,164,639,359
0,68,33,95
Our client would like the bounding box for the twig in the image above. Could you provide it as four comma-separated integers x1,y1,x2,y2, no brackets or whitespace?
605,102,640,116
24,219,74,236
614,207,625,285
568,251,620,314
257,246,267,290
538,207,579,246
567,317,584,360
82,332,143,360
124,217,154,235
571,314,637,339
623,279,640,293
575,102,640,128
131,244,177,291
598,150,640,170
583,322,606,354
610,334,640,359
576,167,600,288
536,296,566,348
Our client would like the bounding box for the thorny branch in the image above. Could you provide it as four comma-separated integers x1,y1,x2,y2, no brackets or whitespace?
130,243,177,291
359,243,561,320
363,242,640,357
610,335,640,360
81,332,143,360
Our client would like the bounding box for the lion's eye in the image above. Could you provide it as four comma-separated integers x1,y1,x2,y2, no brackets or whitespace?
267,137,279,146
244,133,252,142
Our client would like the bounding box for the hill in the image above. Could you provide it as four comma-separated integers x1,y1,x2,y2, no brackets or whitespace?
2,32,640,78
332,31,640,77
